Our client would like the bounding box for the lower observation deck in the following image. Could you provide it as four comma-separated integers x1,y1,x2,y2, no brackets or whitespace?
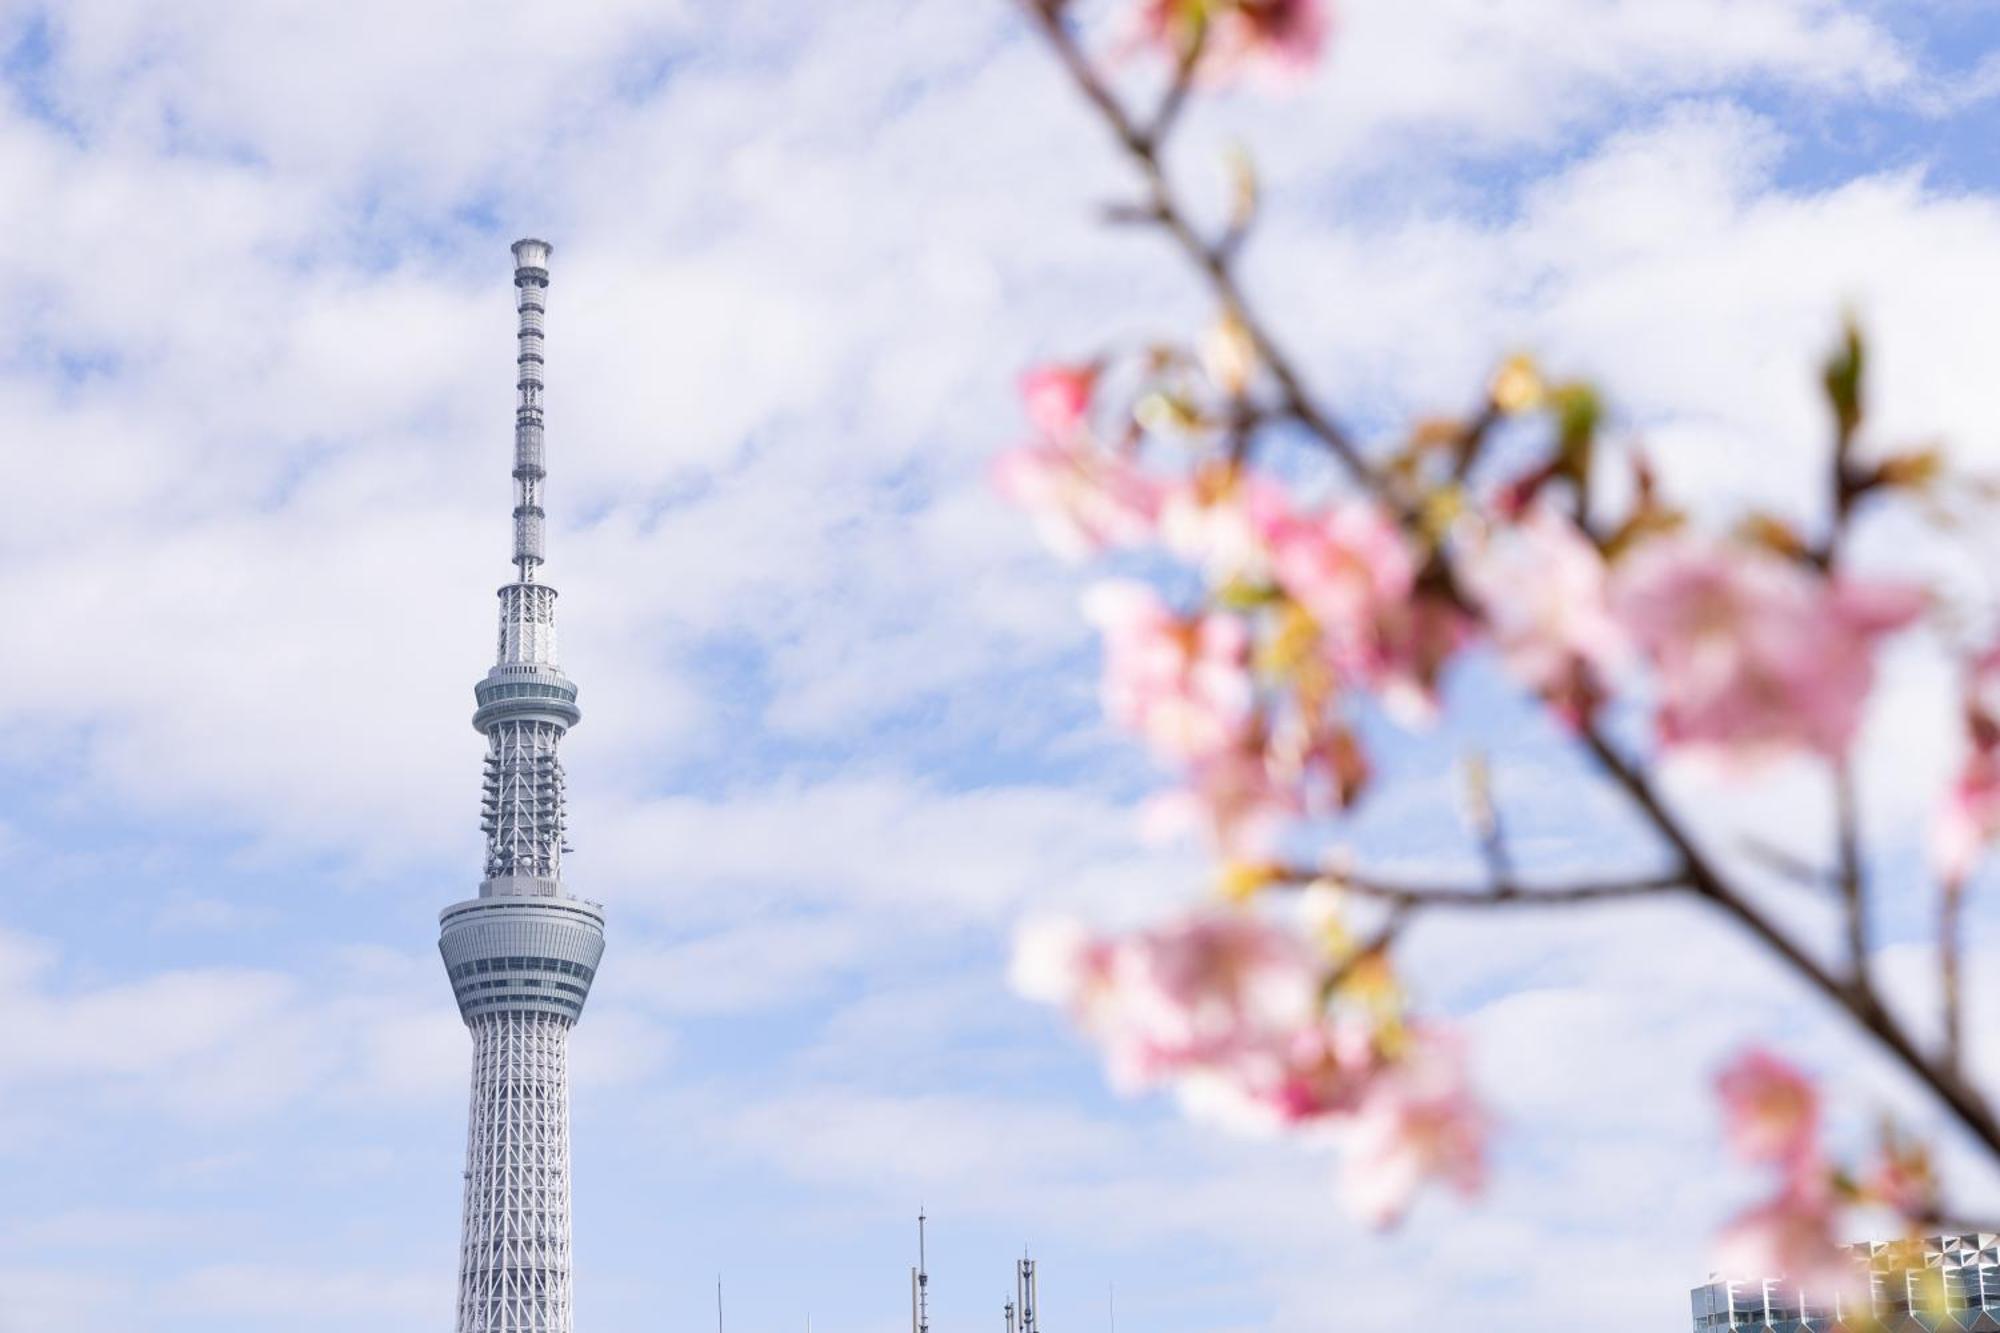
438,894,606,1024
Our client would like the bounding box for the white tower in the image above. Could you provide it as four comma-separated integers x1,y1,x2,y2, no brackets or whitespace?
439,238,605,1333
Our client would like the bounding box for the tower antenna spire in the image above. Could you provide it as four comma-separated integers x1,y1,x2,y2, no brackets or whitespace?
509,237,551,584
911,1208,931,1333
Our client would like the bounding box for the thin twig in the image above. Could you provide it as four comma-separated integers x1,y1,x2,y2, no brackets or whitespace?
1464,752,1516,888
1320,904,1412,1004
1579,723,2000,1156
1020,2,1382,492
1834,763,1871,991
1736,836,1839,896
1146,21,1206,146
1944,878,1966,1076
1273,864,1689,909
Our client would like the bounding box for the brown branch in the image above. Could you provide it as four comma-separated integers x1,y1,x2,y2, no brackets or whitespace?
1272,864,1688,909
1834,763,1871,990
1319,904,1412,1004
1914,1203,2000,1238
1736,836,1839,896
1146,17,1206,147
1020,1,1382,493
1578,724,2000,1158
1944,878,1966,1076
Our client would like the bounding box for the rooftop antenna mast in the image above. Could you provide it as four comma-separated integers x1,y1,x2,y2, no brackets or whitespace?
1016,1255,1039,1333
911,1209,932,1333
1005,1299,1016,1333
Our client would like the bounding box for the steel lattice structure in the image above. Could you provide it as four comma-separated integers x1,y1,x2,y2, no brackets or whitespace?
439,238,604,1333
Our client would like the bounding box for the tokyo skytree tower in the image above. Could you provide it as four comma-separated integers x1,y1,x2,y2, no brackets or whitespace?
438,238,605,1333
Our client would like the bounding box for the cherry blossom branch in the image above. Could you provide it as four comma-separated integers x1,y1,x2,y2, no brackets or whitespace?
1579,724,2000,1156
1835,759,1871,990
1319,903,1411,1001
1273,864,1689,909
1944,879,1967,1075
1735,836,1839,896
1820,335,1876,997
1145,13,1207,146
1021,1,1381,493
1020,1,2000,1163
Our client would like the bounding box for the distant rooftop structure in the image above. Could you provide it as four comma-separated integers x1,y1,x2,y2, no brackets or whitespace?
1691,1233,2000,1332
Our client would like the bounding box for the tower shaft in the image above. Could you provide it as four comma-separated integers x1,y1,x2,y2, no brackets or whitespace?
442,239,604,1333
457,1012,576,1330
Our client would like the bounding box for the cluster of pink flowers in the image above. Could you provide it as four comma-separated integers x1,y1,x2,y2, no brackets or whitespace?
1611,541,1923,762
1935,645,2000,890
993,365,1160,561
1711,1049,1939,1294
1130,0,1331,80
1085,581,1255,766
1014,910,1487,1224
1459,503,1623,726
998,363,1930,870
1465,511,1923,754
1712,1050,1852,1293
997,313,1943,1256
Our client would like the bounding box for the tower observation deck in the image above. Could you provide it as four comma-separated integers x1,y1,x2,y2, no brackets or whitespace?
439,238,605,1333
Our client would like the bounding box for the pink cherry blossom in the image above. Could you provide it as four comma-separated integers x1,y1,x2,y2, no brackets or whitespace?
1934,645,2000,889
1014,911,1382,1133
1131,0,1331,81
1864,1135,1938,1221
995,363,1161,560
1610,538,1923,760
1371,589,1474,726
1019,362,1098,439
1266,498,1418,679
993,441,1161,561
1267,711,1370,817
1936,743,2000,892
1142,740,1299,857
1460,504,1626,724
1157,468,1298,586
1338,1027,1489,1226
1011,911,1321,1088
1714,1177,1858,1300
1085,580,1256,766
1252,1015,1380,1124
1716,1048,1820,1171
1015,915,1489,1221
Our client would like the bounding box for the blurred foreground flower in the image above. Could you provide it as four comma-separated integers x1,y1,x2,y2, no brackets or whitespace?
1611,540,1923,761
1460,503,1624,725
1014,911,1488,1224
1130,0,1330,81
994,365,1161,559
1717,1048,1820,1170
1936,644,2000,889
1340,1028,1488,1227
1086,580,1255,765
1715,1178,1857,1299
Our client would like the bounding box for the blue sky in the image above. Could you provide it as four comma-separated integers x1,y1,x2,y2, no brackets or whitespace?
5,2,2000,1331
